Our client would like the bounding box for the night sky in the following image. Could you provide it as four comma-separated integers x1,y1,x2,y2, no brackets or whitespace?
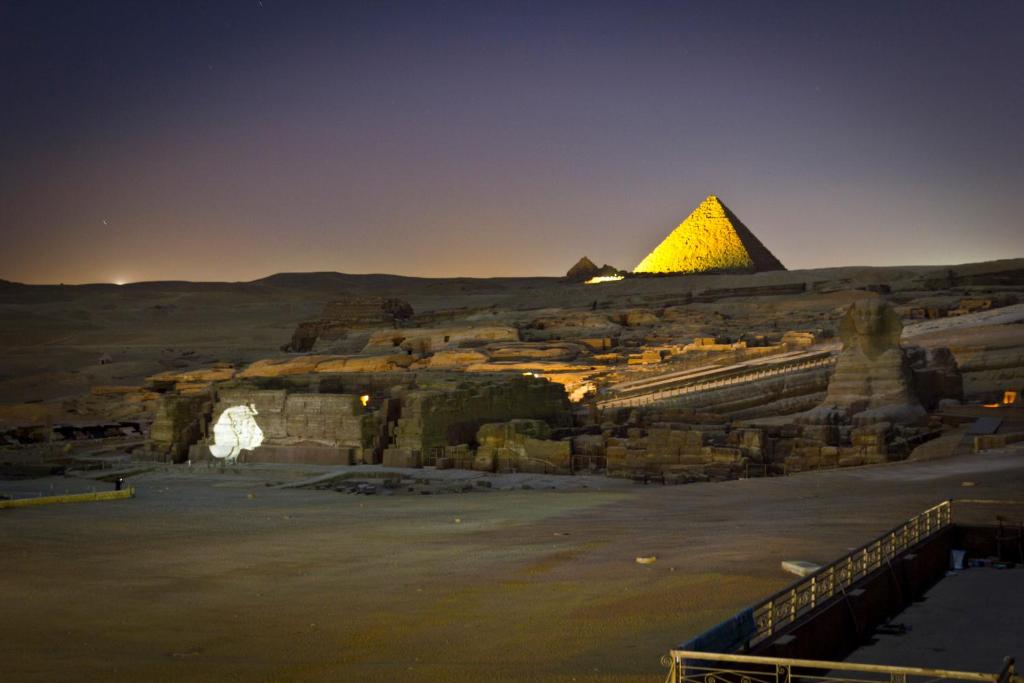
2,1,1022,284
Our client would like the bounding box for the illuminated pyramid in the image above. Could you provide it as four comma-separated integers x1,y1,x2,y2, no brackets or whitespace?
634,195,785,274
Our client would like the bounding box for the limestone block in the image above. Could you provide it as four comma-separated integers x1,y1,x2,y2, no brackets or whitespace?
238,355,336,378
736,429,764,449
147,367,235,386
426,349,489,368
383,448,420,468
572,434,605,456
851,422,890,447
864,450,888,465
801,425,833,444
838,454,866,468
522,437,571,470
578,338,613,352
477,423,508,447
473,447,496,472
709,446,742,463
606,445,629,472
703,463,736,481
795,446,821,459
682,430,705,451
323,353,416,372
742,447,764,462
218,388,288,414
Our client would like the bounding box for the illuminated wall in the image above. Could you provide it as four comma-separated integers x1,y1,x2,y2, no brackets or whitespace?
209,404,264,461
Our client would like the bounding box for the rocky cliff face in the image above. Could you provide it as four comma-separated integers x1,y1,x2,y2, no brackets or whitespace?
285,296,414,352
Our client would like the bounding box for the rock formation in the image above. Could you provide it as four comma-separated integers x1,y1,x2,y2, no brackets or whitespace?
634,195,785,275
803,299,926,426
285,296,414,352
473,419,571,473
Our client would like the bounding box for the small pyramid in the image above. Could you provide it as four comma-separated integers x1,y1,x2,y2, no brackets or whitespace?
565,256,600,281
634,195,785,274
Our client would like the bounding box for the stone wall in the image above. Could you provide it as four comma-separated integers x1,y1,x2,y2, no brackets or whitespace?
211,387,376,449
148,393,212,463
392,377,571,451
473,420,571,474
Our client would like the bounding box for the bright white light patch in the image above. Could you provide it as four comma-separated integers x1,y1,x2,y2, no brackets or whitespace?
209,404,264,462
584,274,624,284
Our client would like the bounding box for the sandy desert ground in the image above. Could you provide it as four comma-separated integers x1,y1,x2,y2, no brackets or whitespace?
3,446,1023,683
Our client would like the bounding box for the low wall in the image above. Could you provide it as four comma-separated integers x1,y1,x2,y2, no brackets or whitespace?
189,443,360,466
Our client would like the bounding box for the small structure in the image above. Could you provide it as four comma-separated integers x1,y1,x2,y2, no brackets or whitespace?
564,256,600,282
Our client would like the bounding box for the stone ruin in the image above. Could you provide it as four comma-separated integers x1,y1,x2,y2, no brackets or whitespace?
564,256,624,283
802,299,927,426
146,373,573,472
135,279,979,488
284,296,414,352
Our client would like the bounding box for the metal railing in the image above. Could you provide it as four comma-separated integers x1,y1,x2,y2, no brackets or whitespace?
598,356,835,410
665,650,1019,683
749,500,952,646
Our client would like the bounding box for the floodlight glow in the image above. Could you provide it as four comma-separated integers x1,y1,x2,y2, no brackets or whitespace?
584,275,624,285
360,394,370,407
210,404,264,462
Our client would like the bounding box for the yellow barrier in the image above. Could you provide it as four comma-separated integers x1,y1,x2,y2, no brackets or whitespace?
0,487,135,509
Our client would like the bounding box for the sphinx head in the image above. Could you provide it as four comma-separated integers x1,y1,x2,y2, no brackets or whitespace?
839,298,902,358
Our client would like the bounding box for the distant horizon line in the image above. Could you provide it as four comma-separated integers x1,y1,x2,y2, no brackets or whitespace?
3,256,1022,288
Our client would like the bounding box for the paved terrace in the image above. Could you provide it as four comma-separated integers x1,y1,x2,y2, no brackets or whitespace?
847,566,1024,673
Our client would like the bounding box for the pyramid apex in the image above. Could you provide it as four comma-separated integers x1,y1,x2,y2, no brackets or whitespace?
564,255,600,282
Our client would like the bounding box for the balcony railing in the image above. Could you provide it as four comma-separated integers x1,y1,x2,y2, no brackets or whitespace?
665,650,1018,683
748,500,952,647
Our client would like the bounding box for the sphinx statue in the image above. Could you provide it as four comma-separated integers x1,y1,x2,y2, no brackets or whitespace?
802,298,926,426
